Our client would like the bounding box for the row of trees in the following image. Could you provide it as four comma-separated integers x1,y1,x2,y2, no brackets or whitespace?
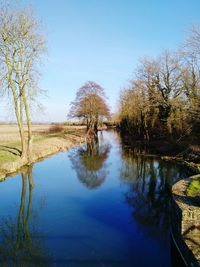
0,3,45,160
118,26,200,143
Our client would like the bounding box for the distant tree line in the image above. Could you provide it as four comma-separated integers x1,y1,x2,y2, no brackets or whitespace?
118,26,200,144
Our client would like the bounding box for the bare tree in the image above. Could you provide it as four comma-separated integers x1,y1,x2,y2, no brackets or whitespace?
180,25,200,137
69,81,110,136
0,2,46,160
119,49,195,140
185,25,200,57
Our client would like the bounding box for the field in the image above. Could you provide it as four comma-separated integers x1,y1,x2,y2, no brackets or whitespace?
0,124,86,179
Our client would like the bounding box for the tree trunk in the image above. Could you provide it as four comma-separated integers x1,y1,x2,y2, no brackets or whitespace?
6,58,26,158
94,115,99,134
23,94,33,161
19,95,27,159
9,79,26,159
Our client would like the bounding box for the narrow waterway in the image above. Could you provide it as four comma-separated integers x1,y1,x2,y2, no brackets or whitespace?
0,130,192,267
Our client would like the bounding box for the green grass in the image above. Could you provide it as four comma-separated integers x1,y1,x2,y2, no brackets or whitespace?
0,134,61,164
0,151,18,164
187,178,200,197
0,140,22,164
0,129,84,168
33,135,49,142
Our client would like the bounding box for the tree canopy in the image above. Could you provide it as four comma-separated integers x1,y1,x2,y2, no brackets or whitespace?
69,81,110,134
118,26,200,144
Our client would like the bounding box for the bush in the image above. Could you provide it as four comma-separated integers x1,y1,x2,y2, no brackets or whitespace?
48,124,65,133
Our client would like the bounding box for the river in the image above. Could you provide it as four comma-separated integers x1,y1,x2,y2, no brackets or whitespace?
0,130,193,266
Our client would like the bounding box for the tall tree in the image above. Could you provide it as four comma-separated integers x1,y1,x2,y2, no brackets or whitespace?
0,3,46,160
181,25,200,138
118,43,200,142
69,81,110,135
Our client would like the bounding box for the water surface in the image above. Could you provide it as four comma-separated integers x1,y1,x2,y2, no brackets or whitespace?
0,131,192,266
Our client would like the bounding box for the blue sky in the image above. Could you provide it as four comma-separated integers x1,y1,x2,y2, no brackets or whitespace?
1,0,200,122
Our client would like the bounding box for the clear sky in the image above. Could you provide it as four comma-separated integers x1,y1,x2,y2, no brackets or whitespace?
1,0,200,122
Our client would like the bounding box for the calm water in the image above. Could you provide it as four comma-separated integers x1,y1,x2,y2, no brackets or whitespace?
0,131,192,267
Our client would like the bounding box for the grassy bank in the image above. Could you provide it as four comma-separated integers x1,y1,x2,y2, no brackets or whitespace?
0,124,86,180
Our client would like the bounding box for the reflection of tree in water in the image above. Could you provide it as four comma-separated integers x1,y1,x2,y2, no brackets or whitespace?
69,136,110,189
0,166,49,267
120,148,192,242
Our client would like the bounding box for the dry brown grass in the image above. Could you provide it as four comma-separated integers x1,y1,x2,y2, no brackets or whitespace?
0,124,86,179
0,124,50,143
0,124,86,141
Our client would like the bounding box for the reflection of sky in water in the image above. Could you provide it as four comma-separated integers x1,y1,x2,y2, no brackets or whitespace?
0,131,193,267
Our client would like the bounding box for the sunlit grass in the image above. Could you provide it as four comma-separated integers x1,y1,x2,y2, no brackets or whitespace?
0,125,85,169
187,179,200,197
0,151,18,163
0,140,21,164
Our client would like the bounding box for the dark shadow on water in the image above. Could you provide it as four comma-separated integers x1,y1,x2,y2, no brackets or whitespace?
0,165,49,266
171,235,187,267
120,150,170,241
119,146,194,261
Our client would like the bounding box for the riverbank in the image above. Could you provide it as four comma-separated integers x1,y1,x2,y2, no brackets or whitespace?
0,124,86,181
161,156,200,175
120,132,200,265
171,174,200,267
119,132,200,174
